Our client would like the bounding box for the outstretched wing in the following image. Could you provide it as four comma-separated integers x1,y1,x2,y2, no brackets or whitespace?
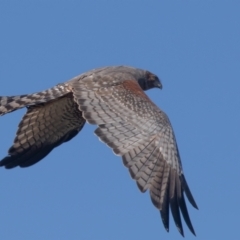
70,77,198,236
0,93,85,168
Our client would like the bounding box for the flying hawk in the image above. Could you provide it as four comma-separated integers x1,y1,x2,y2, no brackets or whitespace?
0,66,198,236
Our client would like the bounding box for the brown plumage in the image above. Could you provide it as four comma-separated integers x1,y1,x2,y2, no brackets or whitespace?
0,66,198,236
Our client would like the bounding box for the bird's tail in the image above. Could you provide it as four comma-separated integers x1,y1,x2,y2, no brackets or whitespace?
0,83,71,116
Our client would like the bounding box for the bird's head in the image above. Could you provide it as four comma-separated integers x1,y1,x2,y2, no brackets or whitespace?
138,70,162,91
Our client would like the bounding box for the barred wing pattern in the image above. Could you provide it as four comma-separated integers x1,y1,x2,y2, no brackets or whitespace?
69,75,197,236
0,94,85,168
0,66,197,236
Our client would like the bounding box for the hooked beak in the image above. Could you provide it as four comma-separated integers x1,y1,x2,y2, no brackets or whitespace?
154,78,163,89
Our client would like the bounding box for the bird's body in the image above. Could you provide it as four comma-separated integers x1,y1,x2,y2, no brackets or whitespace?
0,66,197,236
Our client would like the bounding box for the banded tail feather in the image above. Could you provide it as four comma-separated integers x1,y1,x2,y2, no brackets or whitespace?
0,83,70,116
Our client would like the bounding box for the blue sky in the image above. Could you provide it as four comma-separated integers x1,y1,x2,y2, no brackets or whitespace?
0,1,239,239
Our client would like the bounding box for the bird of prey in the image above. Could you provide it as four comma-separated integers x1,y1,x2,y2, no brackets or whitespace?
0,66,198,236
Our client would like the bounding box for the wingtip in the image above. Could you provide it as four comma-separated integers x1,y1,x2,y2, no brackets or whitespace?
180,174,198,209
194,204,199,210
163,225,169,233
178,228,184,237
188,225,196,236
175,223,185,237
160,209,169,234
